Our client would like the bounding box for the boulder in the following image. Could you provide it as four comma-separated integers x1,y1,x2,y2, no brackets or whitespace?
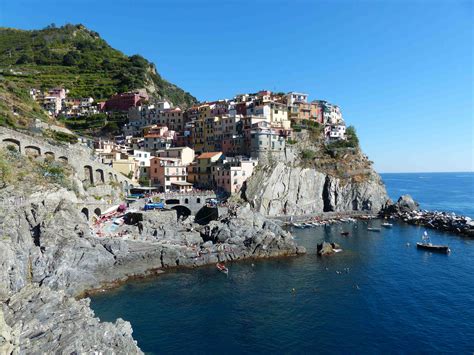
317,242,341,256
395,195,419,213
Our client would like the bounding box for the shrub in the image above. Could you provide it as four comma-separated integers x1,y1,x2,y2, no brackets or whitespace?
301,149,316,160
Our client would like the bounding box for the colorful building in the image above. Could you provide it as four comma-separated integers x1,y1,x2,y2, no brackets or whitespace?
188,152,224,188
214,157,258,195
149,157,191,192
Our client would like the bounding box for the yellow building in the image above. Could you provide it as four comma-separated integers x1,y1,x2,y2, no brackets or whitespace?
112,158,139,182
193,151,224,188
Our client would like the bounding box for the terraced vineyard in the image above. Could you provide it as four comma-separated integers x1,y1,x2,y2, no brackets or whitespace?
0,24,196,106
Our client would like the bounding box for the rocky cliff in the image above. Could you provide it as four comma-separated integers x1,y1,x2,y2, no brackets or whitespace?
0,186,303,352
244,142,389,217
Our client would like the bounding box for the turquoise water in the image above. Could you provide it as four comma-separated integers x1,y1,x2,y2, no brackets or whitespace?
90,173,474,353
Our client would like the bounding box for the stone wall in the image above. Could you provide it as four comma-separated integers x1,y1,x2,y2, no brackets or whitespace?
0,127,133,190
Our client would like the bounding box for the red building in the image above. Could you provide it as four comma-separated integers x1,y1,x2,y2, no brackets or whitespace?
104,91,148,112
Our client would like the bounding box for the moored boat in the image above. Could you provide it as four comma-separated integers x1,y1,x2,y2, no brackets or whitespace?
367,227,381,232
382,223,393,228
341,231,350,236
416,231,450,253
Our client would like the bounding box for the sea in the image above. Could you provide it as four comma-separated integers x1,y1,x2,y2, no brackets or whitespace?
90,172,474,354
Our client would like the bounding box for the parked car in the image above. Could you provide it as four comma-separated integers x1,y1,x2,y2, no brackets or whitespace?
144,202,165,211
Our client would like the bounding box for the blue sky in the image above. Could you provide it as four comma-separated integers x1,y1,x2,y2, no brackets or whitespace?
1,0,472,172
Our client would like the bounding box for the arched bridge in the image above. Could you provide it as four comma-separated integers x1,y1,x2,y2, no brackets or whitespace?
0,127,133,190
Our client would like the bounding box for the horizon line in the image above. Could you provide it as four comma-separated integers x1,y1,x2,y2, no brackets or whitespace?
378,171,474,174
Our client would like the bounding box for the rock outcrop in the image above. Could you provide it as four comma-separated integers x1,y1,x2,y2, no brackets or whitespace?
245,162,389,217
384,194,419,214
317,242,341,256
381,195,474,237
2,285,142,354
0,188,303,353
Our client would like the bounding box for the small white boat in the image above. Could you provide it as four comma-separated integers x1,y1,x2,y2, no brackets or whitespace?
382,223,393,228
367,227,381,232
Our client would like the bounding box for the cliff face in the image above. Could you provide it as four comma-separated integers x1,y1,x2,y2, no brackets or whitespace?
0,185,303,353
244,147,389,217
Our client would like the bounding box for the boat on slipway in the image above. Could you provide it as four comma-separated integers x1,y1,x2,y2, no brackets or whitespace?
216,262,229,274
416,231,450,254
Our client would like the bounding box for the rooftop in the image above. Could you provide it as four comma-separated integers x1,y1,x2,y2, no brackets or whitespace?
197,152,223,159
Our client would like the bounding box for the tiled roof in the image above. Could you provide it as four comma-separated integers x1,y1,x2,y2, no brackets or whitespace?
197,152,223,159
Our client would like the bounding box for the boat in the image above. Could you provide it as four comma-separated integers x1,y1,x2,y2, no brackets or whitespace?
367,227,381,232
416,231,450,253
382,223,393,228
216,262,229,274
340,231,350,236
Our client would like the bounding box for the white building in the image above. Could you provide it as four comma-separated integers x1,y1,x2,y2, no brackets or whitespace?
325,124,346,140
286,92,308,106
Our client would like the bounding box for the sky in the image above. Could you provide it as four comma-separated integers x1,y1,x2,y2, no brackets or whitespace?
0,0,472,173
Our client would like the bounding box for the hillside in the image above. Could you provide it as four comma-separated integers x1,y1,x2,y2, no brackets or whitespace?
0,24,197,107
0,79,50,128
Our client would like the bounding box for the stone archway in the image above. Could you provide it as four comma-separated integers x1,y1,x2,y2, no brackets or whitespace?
95,169,105,184
84,165,94,184
172,205,192,220
108,172,113,182
44,151,55,161
24,145,41,157
1,138,21,152
58,156,68,164
195,206,219,225
94,208,101,216
81,207,89,221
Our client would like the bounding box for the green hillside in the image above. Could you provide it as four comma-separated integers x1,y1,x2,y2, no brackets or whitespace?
0,24,197,107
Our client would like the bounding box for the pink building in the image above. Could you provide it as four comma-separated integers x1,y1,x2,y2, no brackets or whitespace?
213,158,258,195
150,157,192,192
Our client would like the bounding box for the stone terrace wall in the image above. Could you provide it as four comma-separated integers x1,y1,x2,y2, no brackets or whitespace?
0,127,133,190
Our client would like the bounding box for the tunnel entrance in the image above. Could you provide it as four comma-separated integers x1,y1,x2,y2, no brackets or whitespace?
172,205,192,221
194,206,219,225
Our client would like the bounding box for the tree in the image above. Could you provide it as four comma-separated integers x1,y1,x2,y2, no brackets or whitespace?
62,51,80,66
16,53,32,64
346,125,359,147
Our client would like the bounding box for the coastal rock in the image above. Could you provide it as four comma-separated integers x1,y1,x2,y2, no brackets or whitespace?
2,285,142,354
0,188,306,353
245,162,389,217
393,195,419,213
317,242,341,256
